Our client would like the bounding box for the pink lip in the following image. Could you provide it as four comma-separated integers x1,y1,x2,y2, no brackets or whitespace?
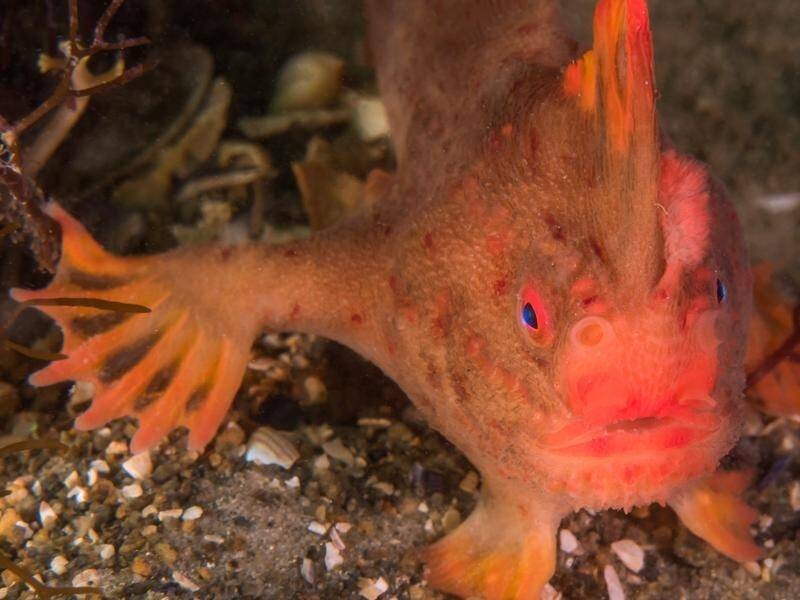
540,399,721,458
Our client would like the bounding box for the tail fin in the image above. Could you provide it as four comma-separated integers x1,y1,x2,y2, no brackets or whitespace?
11,204,256,452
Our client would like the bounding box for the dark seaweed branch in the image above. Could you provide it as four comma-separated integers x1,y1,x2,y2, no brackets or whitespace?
0,0,155,272
747,302,800,389
0,440,101,598
0,0,154,166
0,296,150,362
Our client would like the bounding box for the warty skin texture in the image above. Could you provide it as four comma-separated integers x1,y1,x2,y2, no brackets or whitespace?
12,0,764,597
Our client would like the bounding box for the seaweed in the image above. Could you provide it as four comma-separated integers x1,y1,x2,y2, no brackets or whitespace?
0,439,103,598
0,0,154,273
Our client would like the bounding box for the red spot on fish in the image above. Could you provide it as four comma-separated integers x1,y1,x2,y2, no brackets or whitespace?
423,232,434,250
400,306,419,324
489,130,503,150
388,276,398,294
290,303,301,319
351,313,363,324
283,248,299,258
218,247,232,261
486,233,507,256
571,277,595,297
493,278,509,296
466,336,484,357
543,212,565,242
516,22,540,36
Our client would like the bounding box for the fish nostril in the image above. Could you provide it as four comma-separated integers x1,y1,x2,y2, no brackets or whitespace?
571,316,614,349
579,323,604,346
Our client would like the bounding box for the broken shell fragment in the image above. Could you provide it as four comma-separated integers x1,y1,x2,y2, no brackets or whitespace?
611,539,645,573
271,51,344,112
245,426,299,470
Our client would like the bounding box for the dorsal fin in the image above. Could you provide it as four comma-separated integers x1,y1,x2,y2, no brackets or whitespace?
564,0,663,295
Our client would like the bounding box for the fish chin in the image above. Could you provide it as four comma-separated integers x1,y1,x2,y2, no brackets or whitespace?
527,409,740,510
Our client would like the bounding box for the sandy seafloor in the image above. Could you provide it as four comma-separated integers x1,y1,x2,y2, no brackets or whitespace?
0,0,799,598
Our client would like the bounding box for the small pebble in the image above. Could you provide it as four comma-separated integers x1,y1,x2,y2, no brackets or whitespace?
121,483,143,499
358,576,389,600
132,557,152,577
183,506,204,521
158,508,184,522
330,526,346,551
105,440,128,456
50,555,68,575
204,535,225,545
285,476,301,489
559,529,580,554
38,501,57,529
173,571,200,592
142,505,158,518
611,539,644,573
313,454,331,471
122,452,153,480
441,507,461,533
68,381,95,405
458,471,479,494
357,417,392,428
322,438,355,466
301,557,315,584
85,468,99,487
352,96,390,142
66,486,89,504
99,544,116,561
541,583,561,600
324,541,344,570
63,471,80,489
789,481,800,511
303,375,327,404
371,481,395,496
604,564,625,600
89,459,110,474
308,521,328,535
335,522,352,533
72,568,100,588
743,561,761,577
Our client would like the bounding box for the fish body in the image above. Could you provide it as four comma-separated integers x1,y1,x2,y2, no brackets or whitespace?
12,0,764,597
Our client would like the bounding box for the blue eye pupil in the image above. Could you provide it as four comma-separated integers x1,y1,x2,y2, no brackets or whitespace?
522,302,538,329
716,278,727,303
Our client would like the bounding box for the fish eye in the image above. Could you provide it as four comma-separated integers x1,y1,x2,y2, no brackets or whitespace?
522,302,538,329
518,286,553,345
716,278,727,303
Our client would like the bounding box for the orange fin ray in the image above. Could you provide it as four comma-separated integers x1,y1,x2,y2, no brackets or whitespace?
669,469,763,562
10,203,258,452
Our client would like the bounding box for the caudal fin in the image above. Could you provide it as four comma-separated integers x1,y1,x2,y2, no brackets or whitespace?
11,204,256,452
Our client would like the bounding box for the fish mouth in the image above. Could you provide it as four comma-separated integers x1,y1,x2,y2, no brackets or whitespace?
540,397,722,458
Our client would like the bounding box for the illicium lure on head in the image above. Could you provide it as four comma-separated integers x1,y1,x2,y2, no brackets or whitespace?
7,0,797,598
